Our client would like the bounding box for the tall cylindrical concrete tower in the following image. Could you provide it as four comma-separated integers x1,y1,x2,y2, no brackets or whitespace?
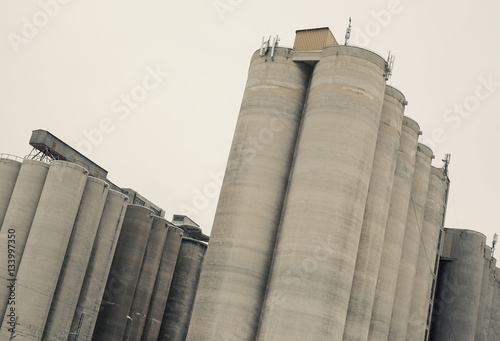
407,166,448,340
368,117,420,341
430,229,486,339
159,238,207,341
69,189,128,341
257,45,387,340
141,224,183,341
187,47,312,340
42,177,109,341
0,159,49,321
388,144,433,340
92,205,154,341
476,247,495,340
123,216,169,341
0,157,21,228
487,270,500,340
343,85,405,341
0,161,88,341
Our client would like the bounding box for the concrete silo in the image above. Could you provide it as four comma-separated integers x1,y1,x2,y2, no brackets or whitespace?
368,117,420,341
187,47,312,340
42,177,109,341
430,229,487,340
388,144,433,340
123,216,169,341
476,247,496,340
488,270,500,339
69,189,128,341
159,238,207,341
0,157,21,228
407,166,449,340
92,205,154,341
343,85,405,341
257,45,387,340
0,161,88,341
141,224,183,341
0,159,49,321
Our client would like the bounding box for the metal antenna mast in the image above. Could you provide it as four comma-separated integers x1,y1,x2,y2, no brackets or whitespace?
345,17,352,45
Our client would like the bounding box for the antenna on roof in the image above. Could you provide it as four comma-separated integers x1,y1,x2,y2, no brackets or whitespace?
442,153,451,176
493,234,498,257
271,35,280,61
385,51,395,80
260,36,270,57
345,17,352,45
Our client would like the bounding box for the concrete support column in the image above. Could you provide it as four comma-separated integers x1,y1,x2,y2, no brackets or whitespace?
0,157,21,228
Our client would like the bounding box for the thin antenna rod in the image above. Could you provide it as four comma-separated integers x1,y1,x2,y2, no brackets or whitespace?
345,17,352,45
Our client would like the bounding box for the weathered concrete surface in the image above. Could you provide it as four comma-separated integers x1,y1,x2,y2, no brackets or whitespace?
141,225,183,341
123,216,169,341
0,158,21,229
187,47,312,341
42,177,109,341
92,205,154,341
475,247,496,341
388,144,433,341
0,160,49,324
487,270,500,340
407,166,448,340
429,229,486,340
369,117,420,341
159,238,207,341
0,161,87,341
343,85,405,341
257,45,387,340
481,257,497,340
69,190,128,341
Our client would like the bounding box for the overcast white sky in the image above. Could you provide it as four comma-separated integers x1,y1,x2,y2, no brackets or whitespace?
1,0,499,245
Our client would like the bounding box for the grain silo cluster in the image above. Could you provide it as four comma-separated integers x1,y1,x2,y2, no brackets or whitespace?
0,27,499,341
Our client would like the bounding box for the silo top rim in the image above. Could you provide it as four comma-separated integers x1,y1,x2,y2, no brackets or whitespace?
385,85,406,104
182,237,208,247
402,116,420,134
295,27,331,33
107,188,129,201
444,227,487,240
417,143,434,159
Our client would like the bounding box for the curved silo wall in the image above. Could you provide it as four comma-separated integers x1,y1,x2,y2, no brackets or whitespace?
368,116,420,341
91,205,154,341
487,270,500,340
257,45,387,340
159,238,207,341
42,177,109,341
481,258,497,340
69,189,128,341
141,225,183,341
388,143,433,340
0,157,21,228
123,216,169,341
187,47,312,340
407,166,448,339
429,229,486,340
475,248,495,340
343,85,405,341
0,159,49,321
0,161,87,341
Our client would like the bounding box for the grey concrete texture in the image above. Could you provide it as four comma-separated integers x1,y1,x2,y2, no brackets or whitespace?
187,47,312,341
0,158,21,228
487,269,500,340
388,144,433,341
91,204,154,341
160,238,207,341
476,247,496,340
343,85,405,341
123,216,169,341
141,225,183,341
430,229,486,340
1,161,88,341
0,160,49,323
369,116,420,341
407,166,449,340
69,189,128,341
257,45,387,340
42,177,109,341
